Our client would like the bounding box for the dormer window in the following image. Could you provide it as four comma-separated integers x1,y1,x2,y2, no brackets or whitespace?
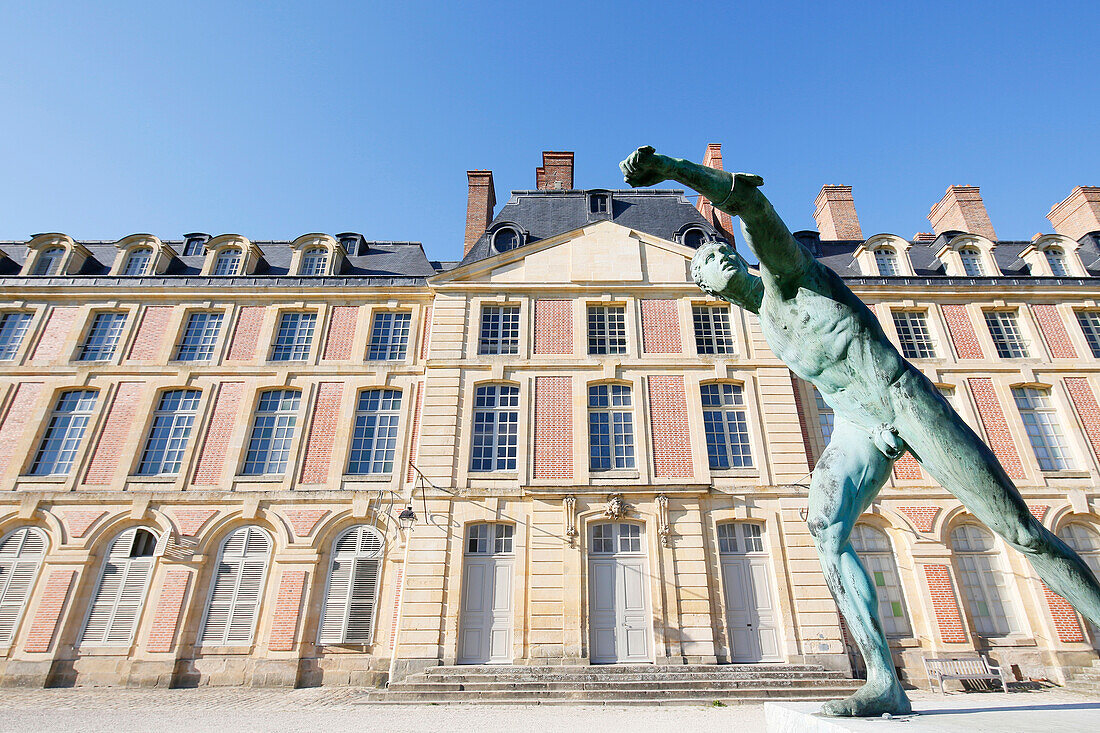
33,247,64,276
590,193,609,215
338,234,360,256
299,247,329,276
959,247,985,276
493,228,520,253
875,247,899,276
682,228,708,249
213,248,242,276
182,234,210,256
122,248,153,276
1046,247,1069,277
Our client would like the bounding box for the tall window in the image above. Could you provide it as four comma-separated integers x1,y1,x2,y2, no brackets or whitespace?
693,305,735,355
242,390,300,475
122,248,152,276
701,383,752,469
479,305,520,355
32,247,63,276
959,247,985,276
892,310,936,359
319,525,384,644
466,523,515,555
79,312,127,361
470,384,519,472
0,312,32,360
1077,311,1100,358
175,311,223,361
367,311,411,361
80,528,158,646
199,526,271,645
271,312,316,361
850,524,911,636
299,247,329,275
588,383,635,471
587,305,627,355
1045,247,1069,276
213,248,242,276
30,390,97,476
984,310,1029,358
1058,522,1100,637
952,524,1018,637
136,389,201,476
347,389,401,475
0,527,47,644
875,248,899,276
814,387,834,445
1012,387,1072,471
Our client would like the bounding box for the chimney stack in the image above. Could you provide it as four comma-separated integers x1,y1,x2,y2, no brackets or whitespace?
813,185,863,240
928,185,996,240
696,143,735,239
1047,186,1100,241
536,151,574,190
464,170,496,255
912,232,937,242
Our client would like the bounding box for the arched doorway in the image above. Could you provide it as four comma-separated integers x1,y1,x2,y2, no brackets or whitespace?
588,521,652,664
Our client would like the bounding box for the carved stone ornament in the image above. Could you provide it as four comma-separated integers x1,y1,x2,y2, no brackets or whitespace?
563,495,578,545
603,494,627,519
656,494,671,547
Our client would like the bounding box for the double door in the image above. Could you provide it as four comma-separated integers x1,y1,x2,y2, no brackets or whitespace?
718,522,781,662
588,522,652,664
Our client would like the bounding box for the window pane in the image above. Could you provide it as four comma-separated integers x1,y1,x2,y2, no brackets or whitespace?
137,389,201,476
1012,387,1072,471
984,311,1028,358
367,312,412,360
33,247,64,276
80,312,127,361
122,249,152,276
213,249,242,276
587,306,627,355
479,305,520,355
30,390,98,475
701,383,752,469
589,384,634,470
892,311,936,359
693,306,735,355
1046,249,1069,277
271,312,317,361
0,312,32,360
175,312,223,361
242,390,300,475
300,247,329,276
1077,311,1100,359
470,384,519,472
960,248,985,276
875,249,898,276
347,389,402,474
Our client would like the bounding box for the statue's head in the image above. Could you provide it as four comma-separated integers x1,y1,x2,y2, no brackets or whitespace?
691,242,763,313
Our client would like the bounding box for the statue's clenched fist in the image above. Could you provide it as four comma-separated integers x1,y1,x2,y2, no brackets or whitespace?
620,145,669,188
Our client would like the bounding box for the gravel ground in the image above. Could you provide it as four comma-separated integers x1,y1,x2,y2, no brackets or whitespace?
0,687,1095,733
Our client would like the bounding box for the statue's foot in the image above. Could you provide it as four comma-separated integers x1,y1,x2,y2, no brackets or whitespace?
821,678,912,717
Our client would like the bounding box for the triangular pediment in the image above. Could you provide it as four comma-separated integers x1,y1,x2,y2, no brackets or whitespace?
430,220,695,286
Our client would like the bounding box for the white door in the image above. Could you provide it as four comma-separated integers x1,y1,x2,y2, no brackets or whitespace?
588,522,652,664
458,523,514,664
718,522,781,662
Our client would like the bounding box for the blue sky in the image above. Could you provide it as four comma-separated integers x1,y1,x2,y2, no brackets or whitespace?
1,1,1098,261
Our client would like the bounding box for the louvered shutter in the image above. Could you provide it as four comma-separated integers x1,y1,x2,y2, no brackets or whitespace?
200,526,271,645
0,528,47,644
80,528,157,646
318,526,383,644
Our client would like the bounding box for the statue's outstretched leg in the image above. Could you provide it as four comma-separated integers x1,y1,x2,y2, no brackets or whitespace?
808,418,912,717
893,373,1100,627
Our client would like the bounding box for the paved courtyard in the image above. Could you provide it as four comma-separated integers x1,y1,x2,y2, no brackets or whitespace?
0,687,1097,732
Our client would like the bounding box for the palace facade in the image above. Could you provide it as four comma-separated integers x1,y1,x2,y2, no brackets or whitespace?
0,147,1098,689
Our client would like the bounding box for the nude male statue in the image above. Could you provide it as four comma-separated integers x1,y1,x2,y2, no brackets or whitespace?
620,145,1100,717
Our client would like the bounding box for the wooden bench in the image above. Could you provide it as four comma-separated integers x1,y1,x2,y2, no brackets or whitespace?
923,655,1008,693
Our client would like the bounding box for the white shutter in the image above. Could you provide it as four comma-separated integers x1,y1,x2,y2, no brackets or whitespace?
318,526,383,644
199,526,271,646
80,528,157,647
0,528,48,644
346,557,380,642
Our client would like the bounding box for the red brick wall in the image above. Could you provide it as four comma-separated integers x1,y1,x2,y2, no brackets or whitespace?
170,508,218,536
464,170,496,255
321,306,358,361
419,306,433,360
268,570,307,651
928,185,996,240
892,452,923,480
813,185,863,240
405,382,424,483
145,569,191,653
1042,584,1085,643
967,378,1026,480
534,300,572,355
299,383,343,485
226,306,265,361
83,382,144,485
127,306,173,361
941,305,985,359
1032,305,1078,359
30,307,78,364
922,564,967,643
897,506,939,533
535,151,573,191
192,382,245,485
1047,186,1100,241
648,375,693,478
282,509,329,538
1064,377,1100,465
1028,504,1050,522
640,300,682,354
57,509,106,539
789,374,817,471
23,568,76,653
533,376,573,480
0,382,44,476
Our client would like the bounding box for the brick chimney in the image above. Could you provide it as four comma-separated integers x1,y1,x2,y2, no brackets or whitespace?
813,185,863,240
928,185,996,240
535,151,574,190
696,143,735,239
1047,186,1100,240
912,232,937,242
464,170,496,255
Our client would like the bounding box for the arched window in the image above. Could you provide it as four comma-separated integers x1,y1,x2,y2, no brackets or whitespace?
470,384,519,472
213,248,242,276
242,389,301,476
319,525,385,644
850,524,911,636
588,383,635,471
700,383,752,469
1045,247,1069,277
32,247,64,276
299,247,329,276
682,228,707,249
959,247,985,276
1058,521,1100,638
80,527,158,646
347,389,402,475
30,390,98,476
951,524,1018,637
199,526,272,645
493,228,520,253
122,248,153,276
137,389,202,476
0,527,48,644
874,248,899,276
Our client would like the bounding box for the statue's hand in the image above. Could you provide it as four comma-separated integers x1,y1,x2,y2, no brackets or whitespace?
620,145,669,188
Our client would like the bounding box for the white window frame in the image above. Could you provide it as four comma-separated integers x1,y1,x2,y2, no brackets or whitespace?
241,389,301,476
692,305,735,355
892,310,937,359
478,305,520,355
469,383,520,473
1077,310,1100,359
587,305,627,355
1012,387,1073,471
79,311,127,362
270,311,317,362
346,389,402,475
175,311,224,362
367,311,412,361
588,383,636,471
951,524,1020,638
850,524,912,637
29,389,98,476
701,382,753,469
136,389,202,476
984,310,1029,358
0,311,33,361
121,248,153,276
